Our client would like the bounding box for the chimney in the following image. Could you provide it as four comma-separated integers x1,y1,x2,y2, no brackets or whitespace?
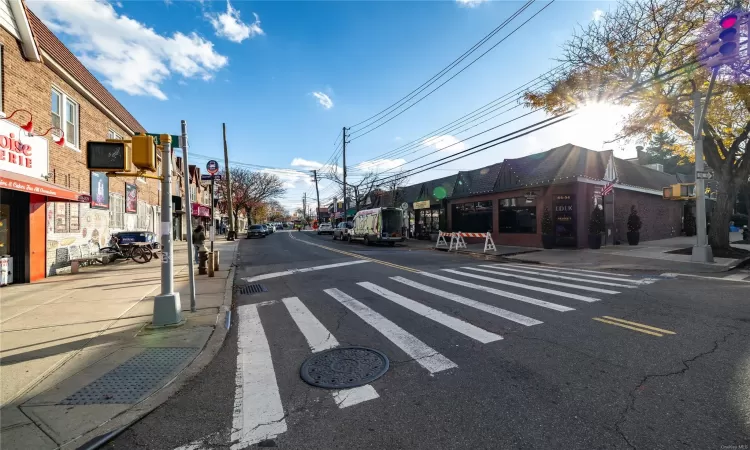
635,145,649,165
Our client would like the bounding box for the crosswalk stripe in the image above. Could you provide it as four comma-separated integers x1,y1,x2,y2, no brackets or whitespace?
332,385,380,409
323,288,458,373
503,263,645,283
420,272,574,312
391,276,542,326
507,264,633,277
231,304,287,449
281,297,339,353
466,266,622,294
358,282,502,343
444,269,601,303
722,273,749,281
480,265,636,288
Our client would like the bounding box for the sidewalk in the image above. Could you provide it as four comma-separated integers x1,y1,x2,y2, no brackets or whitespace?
406,233,749,274
0,239,238,449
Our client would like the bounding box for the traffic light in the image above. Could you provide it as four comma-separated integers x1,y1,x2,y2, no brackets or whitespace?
703,12,740,67
131,135,156,172
662,183,696,200
87,141,131,171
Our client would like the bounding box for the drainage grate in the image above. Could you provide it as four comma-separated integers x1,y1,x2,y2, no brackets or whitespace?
59,347,196,405
237,284,267,295
300,347,389,389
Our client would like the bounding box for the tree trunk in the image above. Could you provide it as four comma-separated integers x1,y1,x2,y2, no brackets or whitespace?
707,175,738,250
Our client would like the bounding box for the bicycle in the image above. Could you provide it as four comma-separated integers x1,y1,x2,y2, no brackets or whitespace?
100,236,154,264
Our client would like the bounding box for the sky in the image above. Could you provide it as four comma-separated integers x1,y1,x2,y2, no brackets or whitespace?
27,0,630,213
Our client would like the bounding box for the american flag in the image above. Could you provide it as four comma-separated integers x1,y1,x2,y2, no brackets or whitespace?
601,179,616,196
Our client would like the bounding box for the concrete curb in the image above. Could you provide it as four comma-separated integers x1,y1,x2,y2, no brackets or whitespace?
66,245,239,450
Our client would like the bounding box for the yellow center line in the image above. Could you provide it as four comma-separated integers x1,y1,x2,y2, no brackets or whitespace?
592,317,664,337
601,316,676,335
289,232,421,273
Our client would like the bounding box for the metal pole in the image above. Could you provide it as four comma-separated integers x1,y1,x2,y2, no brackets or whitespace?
342,127,347,221
691,84,714,263
182,120,198,311
153,138,182,326
211,177,215,253
223,123,235,240
313,170,320,223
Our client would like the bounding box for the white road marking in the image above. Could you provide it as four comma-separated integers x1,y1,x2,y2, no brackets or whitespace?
480,265,636,288
332,385,380,409
231,304,287,449
503,264,651,284
391,276,542,326
465,266,622,294
420,272,574,312
282,297,339,352
723,273,749,281
505,264,633,277
242,260,369,282
444,269,601,303
324,288,457,373
660,272,750,283
358,282,502,343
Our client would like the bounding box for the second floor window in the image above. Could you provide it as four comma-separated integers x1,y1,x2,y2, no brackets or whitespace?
65,97,79,148
51,89,62,130
51,88,80,149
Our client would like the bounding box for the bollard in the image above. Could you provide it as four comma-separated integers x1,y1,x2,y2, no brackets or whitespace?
198,246,209,275
208,252,215,277
213,250,220,271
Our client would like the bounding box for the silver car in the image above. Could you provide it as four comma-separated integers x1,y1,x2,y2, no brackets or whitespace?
333,221,353,241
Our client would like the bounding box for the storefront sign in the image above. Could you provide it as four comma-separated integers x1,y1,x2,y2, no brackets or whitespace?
0,119,49,180
413,200,431,210
191,203,211,217
0,170,79,201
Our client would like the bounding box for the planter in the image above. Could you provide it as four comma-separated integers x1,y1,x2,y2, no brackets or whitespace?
626,231,640,245
588,234,602,249
541,234,555,249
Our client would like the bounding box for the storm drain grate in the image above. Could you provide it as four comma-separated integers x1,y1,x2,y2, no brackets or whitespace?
237,284,267,295
59,347,196,405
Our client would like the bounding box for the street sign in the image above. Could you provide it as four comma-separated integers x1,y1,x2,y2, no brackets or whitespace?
206,160,219,175
400,202,409,210
696,171,714,180
144,133,181,148
201,174,222,181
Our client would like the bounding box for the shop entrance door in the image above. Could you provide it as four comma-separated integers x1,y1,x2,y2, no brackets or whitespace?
0,188,30,283
553,194,577,247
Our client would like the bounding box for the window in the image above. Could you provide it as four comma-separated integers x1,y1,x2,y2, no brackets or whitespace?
107,129,123,140
451,201,493,232
109,194,124,229
0,45,4,113
65,97,79,148
51,88,62,130
498,197,537,234
50,202,80,234
69,203,80,232
137,201,150,229
54,202,67,233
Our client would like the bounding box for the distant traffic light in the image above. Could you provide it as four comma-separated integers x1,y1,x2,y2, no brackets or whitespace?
703,12,741,67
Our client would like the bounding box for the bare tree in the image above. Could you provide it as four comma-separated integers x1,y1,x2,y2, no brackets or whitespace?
216,169,286,229
321,170,380,212
385,171,410,207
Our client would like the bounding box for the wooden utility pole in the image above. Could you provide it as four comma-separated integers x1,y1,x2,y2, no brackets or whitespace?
313,169,320,223
222,123,235,240
302,192,307,224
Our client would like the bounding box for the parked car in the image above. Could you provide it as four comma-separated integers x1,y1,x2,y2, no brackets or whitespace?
350,207,404,246
247,224,266,238
265,224,275,234
275,223,283,230
317,222,334,235
333,221,353,241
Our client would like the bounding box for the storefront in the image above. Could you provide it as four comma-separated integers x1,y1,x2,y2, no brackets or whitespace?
191,202,211,227
0,119,83,283
413,200,442,239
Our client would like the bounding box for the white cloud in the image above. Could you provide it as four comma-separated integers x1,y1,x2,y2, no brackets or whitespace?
422,135,466,153
28,0,228,100
456,0,488,8
311,92,334,109
207,1,264,43
261,168,313,189
290,157,342,175
355,158,406,171
592,9,604,22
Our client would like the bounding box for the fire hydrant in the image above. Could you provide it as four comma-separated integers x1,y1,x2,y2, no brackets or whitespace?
198,244,209,275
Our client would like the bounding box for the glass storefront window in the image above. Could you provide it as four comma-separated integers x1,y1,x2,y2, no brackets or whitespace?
451,201,493,232
498,197,537,233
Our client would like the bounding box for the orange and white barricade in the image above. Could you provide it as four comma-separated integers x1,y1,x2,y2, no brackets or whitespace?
435,231,450,249
449,232,467,251
436,230,495,253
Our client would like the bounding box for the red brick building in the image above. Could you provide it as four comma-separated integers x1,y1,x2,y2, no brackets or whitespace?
0,1,161,283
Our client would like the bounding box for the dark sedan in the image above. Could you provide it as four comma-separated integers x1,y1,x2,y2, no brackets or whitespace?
247,225,267,238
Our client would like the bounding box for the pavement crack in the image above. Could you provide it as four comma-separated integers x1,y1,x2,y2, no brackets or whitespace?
614,331,734,449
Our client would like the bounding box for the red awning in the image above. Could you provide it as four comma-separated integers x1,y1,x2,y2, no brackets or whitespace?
0,169,85,202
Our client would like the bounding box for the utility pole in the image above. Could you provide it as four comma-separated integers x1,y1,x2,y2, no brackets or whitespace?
303,192,307,225
342,127,347,222
223,123,235,240
153,135,182,326
182,120,197,312
313,170,320,223
691,77,716,263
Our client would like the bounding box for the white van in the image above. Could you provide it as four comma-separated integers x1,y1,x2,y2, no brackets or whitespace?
350,207,405,246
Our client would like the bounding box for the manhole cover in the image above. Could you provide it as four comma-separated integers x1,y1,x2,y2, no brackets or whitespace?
300,346,389,389
237,284,267,295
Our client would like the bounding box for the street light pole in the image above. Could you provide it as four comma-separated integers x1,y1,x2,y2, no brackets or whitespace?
182,120,198,311
691,70,717,263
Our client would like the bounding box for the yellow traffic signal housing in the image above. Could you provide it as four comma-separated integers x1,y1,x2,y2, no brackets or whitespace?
131,135,157,172
87,141,132,172
662,183,696,200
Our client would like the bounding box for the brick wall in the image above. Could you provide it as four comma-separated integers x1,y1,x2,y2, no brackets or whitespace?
612,188,682,243
1,28,158,275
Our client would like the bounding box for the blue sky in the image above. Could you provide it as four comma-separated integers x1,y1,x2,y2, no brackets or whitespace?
28,0,627,212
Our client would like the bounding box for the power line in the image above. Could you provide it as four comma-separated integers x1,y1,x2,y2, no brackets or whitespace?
348,1,556,141
348,0,536,133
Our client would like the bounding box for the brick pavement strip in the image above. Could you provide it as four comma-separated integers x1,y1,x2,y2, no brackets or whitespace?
0,240,238,450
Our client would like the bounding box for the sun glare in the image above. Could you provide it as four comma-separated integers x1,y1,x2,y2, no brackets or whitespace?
568,102,630,150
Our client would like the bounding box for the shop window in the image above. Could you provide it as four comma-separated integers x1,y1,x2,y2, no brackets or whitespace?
498,197,537,233
110,194,124,229
451,201,493,232
54,202,67,233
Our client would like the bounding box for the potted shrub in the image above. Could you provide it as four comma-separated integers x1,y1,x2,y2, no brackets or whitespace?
684,207,696,237
541,207,555,249
626,205,642,245
588,206,604,249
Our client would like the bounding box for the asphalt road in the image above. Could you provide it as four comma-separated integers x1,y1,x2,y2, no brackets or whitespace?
109,230,750,450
